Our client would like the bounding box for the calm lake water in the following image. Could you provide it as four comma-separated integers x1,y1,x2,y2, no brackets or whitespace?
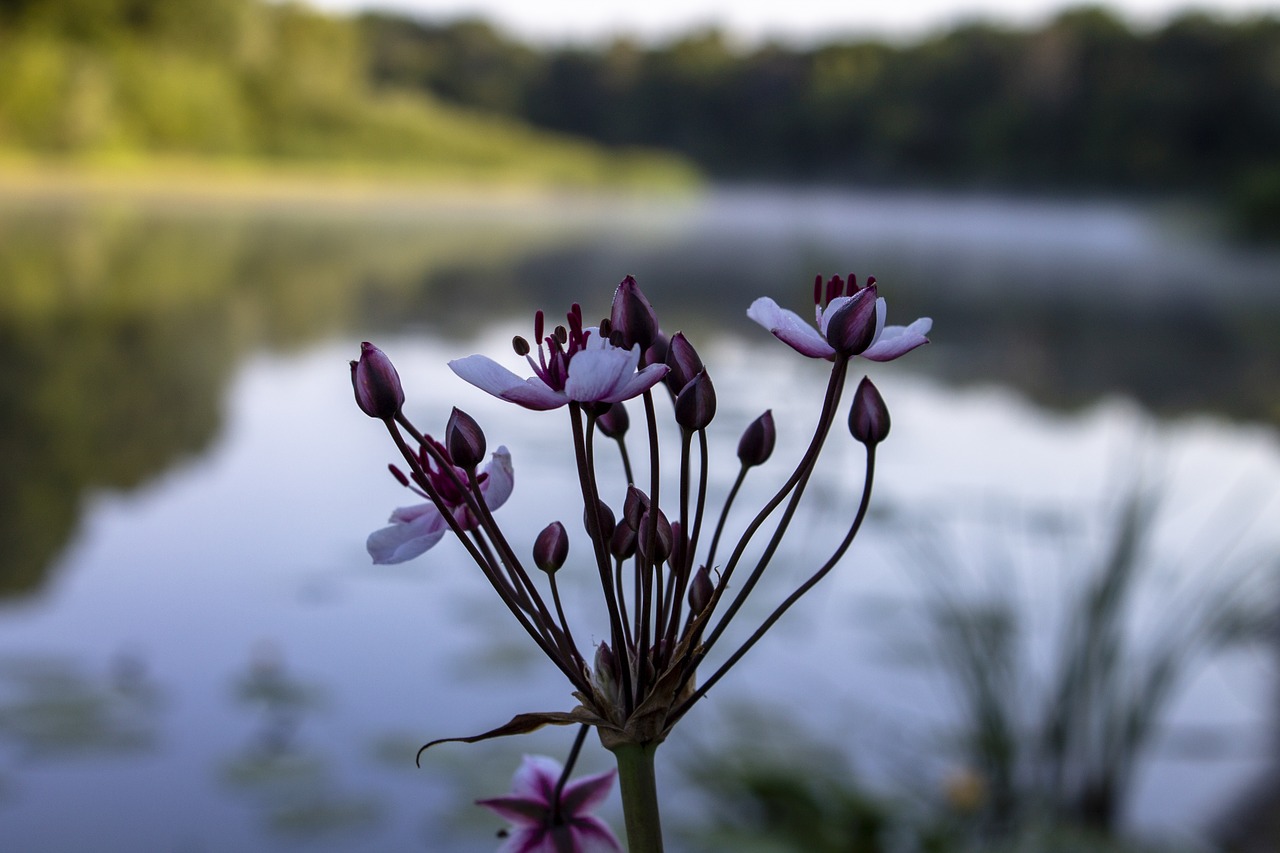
1,188,1278,851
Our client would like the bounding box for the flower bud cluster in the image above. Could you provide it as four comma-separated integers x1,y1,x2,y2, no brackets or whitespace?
353,272,929,773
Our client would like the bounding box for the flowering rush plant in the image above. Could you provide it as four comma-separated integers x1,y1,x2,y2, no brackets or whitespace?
351,275,930,852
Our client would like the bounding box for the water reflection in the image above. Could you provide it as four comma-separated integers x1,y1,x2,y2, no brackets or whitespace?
0,653,161,760
0,197,595,595
221,644,383,841
4,191,1278,595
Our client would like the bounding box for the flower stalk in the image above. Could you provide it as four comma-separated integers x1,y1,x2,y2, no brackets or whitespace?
352,274,930,850
610,742,665,853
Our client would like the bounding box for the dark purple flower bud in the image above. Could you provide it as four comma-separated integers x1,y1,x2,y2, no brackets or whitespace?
445,407,486,469
737,410,776,468
849,376,891,446
610,520,637,560
610,275,659,352
664,332,704,395
825,285,880,356
643,332,669,370
593,642,622,707
636,509,673,563
584,499,616,545
674,370,716,431
596,402,630,438
688,565,713,615
350,342,404,420
533,521,569,574
668,520,687,574
623,486,650,530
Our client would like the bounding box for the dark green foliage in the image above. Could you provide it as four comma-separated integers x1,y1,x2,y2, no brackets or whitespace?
0,0,694,184
363,7,1280,199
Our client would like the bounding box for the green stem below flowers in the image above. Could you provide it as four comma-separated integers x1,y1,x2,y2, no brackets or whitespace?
611,742,664,852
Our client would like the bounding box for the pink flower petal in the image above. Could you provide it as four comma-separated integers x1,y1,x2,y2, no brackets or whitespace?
508,755,561,806
475,795,547,827
747,297,835,359
862,317,932,362
496,825,552,853
560,767,617,814
449,355,566,410
570,817,624,853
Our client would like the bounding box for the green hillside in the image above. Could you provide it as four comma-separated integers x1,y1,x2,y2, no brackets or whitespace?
0,0,696,189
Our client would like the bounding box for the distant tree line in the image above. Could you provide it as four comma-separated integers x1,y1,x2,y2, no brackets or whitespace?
0,0,691,186
359,7,1280,231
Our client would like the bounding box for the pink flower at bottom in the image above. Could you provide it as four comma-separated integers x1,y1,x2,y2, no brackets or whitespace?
477,755,621,853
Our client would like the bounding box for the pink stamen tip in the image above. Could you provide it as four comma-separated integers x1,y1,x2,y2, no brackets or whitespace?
813,274,823,305
867,275,877,287
534,310,545,344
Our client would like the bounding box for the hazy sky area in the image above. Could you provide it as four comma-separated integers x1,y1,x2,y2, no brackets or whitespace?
308,0,1280,43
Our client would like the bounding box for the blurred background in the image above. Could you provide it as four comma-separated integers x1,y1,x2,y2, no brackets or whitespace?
1,0,1279,851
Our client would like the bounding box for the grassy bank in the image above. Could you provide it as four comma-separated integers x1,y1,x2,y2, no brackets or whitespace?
0,0,698,196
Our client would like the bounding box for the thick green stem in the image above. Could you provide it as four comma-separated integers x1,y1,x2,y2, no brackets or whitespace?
611,742,664,853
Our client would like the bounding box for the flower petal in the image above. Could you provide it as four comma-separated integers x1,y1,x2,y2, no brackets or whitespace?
560,767,617,815
496,825,553,853
600,362,669,403
475,795,547,827
508,755,562,806
747,297,835,359
478,446,514,511
366,514,447,564
862,317,932,362
823,287,879,355
817,294,853,336
389,502,436,524
569,816,624,853
449,355,566,410
563,345,637,403
448,446,516,530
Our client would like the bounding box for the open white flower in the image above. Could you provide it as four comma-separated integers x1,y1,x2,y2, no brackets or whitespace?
748,274,931,361
367,444,513,564
450,304,668,411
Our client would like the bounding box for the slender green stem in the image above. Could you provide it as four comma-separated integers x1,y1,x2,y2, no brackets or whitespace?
611,742,664,853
